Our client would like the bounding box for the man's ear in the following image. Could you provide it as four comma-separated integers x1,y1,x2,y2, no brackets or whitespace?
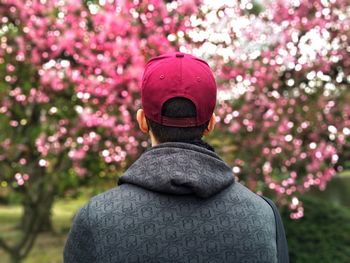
203,113,216,136
136,109,149,133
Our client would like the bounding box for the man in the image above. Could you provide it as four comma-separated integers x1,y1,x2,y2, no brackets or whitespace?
64,52,289,263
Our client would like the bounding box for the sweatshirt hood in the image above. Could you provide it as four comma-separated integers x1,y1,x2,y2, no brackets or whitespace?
118,142,234,198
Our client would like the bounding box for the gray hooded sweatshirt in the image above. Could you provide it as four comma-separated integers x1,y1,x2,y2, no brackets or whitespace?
64,142,288,263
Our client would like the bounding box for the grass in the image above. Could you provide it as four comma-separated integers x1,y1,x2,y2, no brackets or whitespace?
0,196,87,263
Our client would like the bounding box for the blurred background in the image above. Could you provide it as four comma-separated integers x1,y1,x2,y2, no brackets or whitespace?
0,0,349,262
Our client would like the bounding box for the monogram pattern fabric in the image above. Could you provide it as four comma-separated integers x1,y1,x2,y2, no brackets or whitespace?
64,143,278,263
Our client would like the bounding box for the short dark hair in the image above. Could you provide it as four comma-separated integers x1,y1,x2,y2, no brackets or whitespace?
145,97,210,143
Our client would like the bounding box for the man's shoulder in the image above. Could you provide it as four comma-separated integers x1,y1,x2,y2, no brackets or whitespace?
86,183,140,205
220,182,276,219
89,184,128,202
82,184,152,216
226,182,274,206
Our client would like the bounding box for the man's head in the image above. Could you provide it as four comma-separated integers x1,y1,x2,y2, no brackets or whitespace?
137,52,217,145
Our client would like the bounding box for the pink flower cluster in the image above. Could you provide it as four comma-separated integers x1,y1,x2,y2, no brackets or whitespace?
0,0,198,182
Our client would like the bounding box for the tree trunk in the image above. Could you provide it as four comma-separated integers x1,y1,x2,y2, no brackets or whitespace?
9,253,22,263
21,193,55,233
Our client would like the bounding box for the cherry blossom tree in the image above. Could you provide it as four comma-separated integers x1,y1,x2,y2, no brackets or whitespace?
184,0,350,219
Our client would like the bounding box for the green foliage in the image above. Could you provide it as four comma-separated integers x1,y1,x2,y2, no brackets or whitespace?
282,197,350,263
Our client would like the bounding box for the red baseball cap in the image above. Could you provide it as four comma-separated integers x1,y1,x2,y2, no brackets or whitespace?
141,52,217,127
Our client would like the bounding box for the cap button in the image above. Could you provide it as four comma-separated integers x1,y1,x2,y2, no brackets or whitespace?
175,52,184,58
